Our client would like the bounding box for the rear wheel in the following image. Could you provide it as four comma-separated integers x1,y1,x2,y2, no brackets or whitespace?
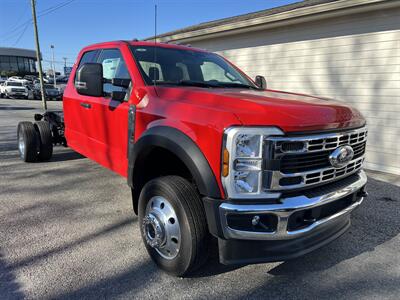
17,122,38,162
34,121,53,161
138,176,210,277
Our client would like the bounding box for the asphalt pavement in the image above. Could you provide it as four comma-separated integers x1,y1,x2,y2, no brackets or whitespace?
0,99,399,299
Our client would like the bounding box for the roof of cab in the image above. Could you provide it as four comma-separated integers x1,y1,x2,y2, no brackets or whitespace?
80,40,206,53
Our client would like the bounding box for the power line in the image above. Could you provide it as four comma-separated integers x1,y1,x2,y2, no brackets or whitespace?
1,0,75,36
37,0,76,18
1,0,76,43
5,1,30,36
12,23,30,46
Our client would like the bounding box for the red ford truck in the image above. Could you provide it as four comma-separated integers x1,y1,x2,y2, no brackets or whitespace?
17,40,368,276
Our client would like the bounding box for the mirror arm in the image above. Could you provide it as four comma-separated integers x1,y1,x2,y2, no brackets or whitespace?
104,78,131,88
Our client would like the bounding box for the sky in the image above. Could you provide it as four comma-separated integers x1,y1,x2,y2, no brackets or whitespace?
0,0,298,72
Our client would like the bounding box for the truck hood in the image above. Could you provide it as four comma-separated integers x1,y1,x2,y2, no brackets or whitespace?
155,87,366,132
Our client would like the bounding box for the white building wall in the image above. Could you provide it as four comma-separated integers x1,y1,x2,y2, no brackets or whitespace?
189,8,400,174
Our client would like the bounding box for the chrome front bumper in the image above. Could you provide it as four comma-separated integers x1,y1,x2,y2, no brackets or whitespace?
219,170,367,240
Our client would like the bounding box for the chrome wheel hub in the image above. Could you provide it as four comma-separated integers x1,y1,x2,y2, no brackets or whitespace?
143,213,165,248
18,134,25,157
142,196,181,259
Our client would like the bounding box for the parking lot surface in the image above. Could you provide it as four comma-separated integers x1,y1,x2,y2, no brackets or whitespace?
0,99,399,299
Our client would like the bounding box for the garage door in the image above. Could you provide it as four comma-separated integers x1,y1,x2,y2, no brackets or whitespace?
190,8,400,175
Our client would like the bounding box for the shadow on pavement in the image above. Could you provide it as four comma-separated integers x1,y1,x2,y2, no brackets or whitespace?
0,250,24,299
10,217,136,269
48,150,85,162
187,238,244,278
55,259,157,299
0,106,35,111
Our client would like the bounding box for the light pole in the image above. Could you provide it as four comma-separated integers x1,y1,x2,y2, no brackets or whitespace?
50,45,56,88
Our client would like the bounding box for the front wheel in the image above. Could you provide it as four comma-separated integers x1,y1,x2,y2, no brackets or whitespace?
138,176,210,277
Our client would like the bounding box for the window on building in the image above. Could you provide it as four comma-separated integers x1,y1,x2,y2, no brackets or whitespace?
0,56,10,72
17,57,25,72
29,59,36,73
9,57,18,72
24,58,30,73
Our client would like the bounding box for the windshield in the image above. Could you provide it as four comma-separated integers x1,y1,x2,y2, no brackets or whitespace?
130,46,257,89
44,84,55,89
7,82,22,86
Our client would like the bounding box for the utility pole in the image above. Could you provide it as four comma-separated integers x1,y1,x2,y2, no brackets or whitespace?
50,45,56,88
30,0,46,110
62,57,67,75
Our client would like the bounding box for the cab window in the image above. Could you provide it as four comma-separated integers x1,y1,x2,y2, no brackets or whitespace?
97,49,131,98
77,50,98,68
74,50,98,84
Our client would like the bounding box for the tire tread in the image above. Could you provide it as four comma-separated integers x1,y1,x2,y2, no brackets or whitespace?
17,121,38,162
162,176,210,273
139,176,210,276
34,121,53,161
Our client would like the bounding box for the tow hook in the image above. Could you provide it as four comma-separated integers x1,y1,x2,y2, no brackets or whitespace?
357,188,368,198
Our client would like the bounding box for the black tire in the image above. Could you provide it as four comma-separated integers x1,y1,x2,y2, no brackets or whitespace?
138,176,210,277
34,121,53,161
17,122,38,162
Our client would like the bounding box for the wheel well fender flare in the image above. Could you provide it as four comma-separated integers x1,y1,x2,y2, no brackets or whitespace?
128,126,221,200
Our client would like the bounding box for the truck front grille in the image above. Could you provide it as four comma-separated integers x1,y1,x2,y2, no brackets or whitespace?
265,126,367,191
281,141,366,173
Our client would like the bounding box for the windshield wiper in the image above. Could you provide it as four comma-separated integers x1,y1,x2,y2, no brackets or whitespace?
155,80,219,88
155,80,259,89
177,80,220,88
215,82,260,90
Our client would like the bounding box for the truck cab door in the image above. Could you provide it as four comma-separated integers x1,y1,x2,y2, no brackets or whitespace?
84,48,132,176
63,49,99,154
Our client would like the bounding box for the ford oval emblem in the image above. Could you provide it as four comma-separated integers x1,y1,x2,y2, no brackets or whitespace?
329,145,354,168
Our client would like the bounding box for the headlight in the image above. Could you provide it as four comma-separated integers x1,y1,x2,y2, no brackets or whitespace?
222,127,284,199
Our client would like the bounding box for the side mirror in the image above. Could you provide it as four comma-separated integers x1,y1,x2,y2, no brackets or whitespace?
111,78,131,89
255,75,267,90
111,91,126,102
75,63,103,97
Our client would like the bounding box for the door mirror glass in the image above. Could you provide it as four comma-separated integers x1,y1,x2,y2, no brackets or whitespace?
255,75,267,89
75,63,103,97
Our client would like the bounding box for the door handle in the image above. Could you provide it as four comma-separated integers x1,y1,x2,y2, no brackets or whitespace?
80,102,91,109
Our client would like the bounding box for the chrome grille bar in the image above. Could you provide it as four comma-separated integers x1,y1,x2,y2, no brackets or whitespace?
268,157,364,191
269,127,368,156
265,126,367,191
